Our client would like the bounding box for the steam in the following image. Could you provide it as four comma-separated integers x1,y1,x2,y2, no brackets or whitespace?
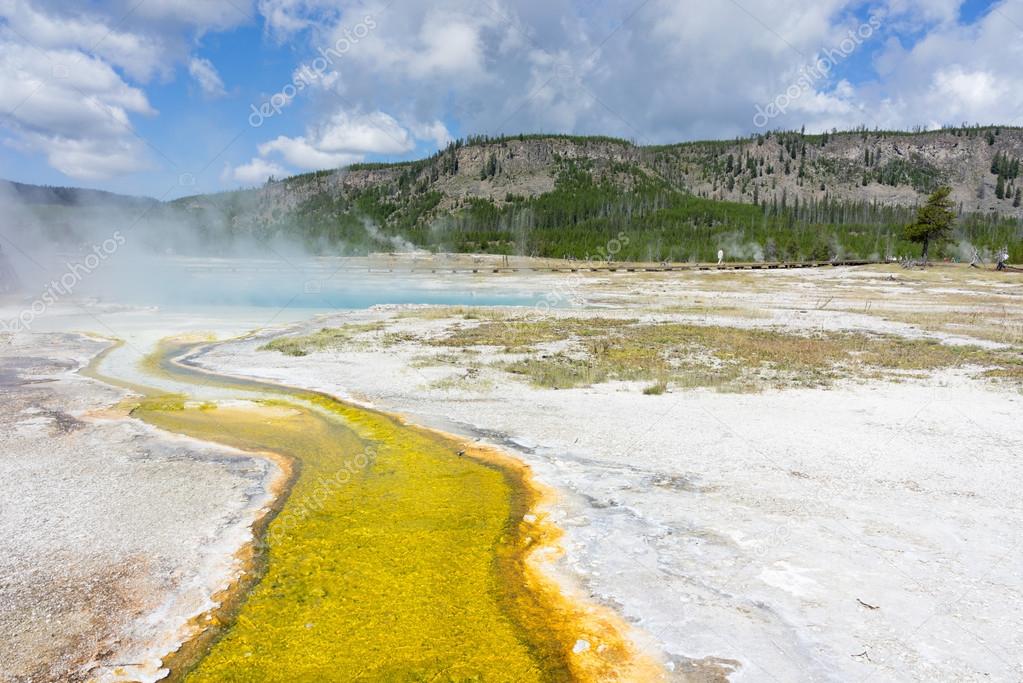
0,245,19,294
0,180,521,331
360,217,422,253
955,240,992,263
0,181,343,318
716,231,765,262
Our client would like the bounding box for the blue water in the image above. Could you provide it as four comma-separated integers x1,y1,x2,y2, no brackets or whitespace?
231,287,539,309
88,257,544,310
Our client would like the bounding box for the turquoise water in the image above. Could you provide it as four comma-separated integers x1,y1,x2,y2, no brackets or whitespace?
105,257,542,309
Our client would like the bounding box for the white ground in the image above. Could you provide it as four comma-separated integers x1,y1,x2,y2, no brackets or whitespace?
0,332,282,683
2,260,1021,682
192,264,1023,682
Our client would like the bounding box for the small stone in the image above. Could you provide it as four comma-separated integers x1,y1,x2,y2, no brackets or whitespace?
572,639,590,654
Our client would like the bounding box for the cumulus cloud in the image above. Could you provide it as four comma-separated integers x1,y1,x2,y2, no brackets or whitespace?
0,40,155,179
253,0,1023,145
188,56,227,97
258,136,364,169
0,0,248,183
224,109,450,185
0,0,167,81
313,110,415,154
255,110,417,171
326,1,504,82
14,133,151,180
6,0,1023,191
224,157,290,184
832,3,1023,130
410,120,454,149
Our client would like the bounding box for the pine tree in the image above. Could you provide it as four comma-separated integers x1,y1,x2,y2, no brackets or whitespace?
905,186,956,262
996,175,1005,200
480,153,498,180
1015,188,1022,208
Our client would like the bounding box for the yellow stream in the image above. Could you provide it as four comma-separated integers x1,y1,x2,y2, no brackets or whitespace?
86,339,660,683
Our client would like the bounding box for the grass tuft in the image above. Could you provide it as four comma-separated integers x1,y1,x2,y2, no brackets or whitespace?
258,323,384,356
643,380,668,395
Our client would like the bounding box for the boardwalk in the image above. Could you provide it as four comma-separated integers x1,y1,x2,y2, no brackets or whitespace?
350,259,881,275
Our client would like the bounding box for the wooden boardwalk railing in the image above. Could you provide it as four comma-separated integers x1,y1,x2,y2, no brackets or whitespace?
350,259,883,274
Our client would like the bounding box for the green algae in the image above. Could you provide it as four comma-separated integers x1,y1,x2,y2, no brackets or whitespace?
118,342,576,681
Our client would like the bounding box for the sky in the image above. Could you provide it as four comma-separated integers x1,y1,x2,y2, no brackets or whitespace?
0,0,1020,199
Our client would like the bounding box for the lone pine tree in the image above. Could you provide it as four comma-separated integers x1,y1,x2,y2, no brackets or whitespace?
905,186,956,262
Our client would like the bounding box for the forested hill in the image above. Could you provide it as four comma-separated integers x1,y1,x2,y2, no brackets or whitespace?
0,179,157,209
170,128,1023,262
650,126,1023,217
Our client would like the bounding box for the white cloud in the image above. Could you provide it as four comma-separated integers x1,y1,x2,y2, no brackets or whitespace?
132,0,254,29
327,2,500,82
16,133,150,180
258,136,364,169
823,3,1023,130
293,63,340,91
410,120,453,149
0,40,155,179
881,0,963,25
7,0,1023,191
0,1,248,182
255,110,417,171
314,111,415,154
188,56,227,97
931,67,1003,108
257,0,341,38
225,157,290,184
265,0,1023,145
0,0,167,81
408,14,488,78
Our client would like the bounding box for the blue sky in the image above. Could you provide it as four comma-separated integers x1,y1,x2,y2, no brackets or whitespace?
1,0,1018,198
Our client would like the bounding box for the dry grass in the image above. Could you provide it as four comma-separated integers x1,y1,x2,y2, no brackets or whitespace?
424,314,1023,392
866,309,1023,346
258,322,384,356
395,306,507,321
654,303,771,318
642,380,668,395
433,317,635,352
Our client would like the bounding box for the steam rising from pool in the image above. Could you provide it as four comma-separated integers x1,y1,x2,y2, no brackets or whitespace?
0,183,537,314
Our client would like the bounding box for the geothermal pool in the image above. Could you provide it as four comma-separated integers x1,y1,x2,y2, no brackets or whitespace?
25,259,640,681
